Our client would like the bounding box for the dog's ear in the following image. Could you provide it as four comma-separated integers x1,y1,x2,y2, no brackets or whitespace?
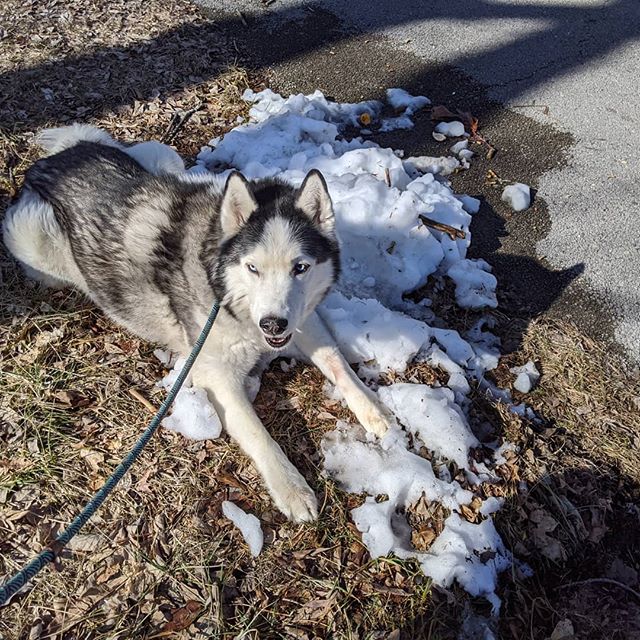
295,170,335,235
220,171,258,237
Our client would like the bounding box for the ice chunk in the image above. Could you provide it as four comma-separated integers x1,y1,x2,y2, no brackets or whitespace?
379,115,415,132
435,121,465,137
386,88,430,115
222,501,264,557
450,140,468,155
158,359,222,440
457,195,481,214
162,387,222,440
405,155,461,176
501,183,531,212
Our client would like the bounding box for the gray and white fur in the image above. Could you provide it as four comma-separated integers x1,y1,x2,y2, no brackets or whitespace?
3,125,394,522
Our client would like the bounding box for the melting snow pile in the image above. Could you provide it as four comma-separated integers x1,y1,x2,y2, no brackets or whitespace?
158,88,528,609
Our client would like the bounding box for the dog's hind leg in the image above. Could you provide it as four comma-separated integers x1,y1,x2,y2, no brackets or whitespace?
191,356,318,522
295,311,395,438
2,189,87,291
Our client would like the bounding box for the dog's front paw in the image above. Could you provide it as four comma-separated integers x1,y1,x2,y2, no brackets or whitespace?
352,395,396,438
267,466,318,523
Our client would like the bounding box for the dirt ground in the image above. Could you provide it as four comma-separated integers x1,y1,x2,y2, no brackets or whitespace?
1,1,639,639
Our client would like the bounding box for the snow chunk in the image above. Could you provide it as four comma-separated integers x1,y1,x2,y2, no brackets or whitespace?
158,359,222,440
222,501,263,557
419,513,511,612
379,115,415,132
447,260,498,309
320,292,430,373
386,88,430,115
432,328,475,366
450,139,468,155
435,121,466,137
457,195,481,214
405,155,460,176
322,423,472,516
501,183,531,212
378,384,479,469
162,387,222,440
510,361,540,393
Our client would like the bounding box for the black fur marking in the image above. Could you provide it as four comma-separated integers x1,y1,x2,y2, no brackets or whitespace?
210,178,340,303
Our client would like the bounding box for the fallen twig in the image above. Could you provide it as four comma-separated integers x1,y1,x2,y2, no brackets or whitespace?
384,167,391,187
556,578,640,601
418,214,466,240
160,102,203,144
485,169,507,187
128,388,157,415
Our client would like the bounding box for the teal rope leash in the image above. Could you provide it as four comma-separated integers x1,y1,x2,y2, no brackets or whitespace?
0,302,220,607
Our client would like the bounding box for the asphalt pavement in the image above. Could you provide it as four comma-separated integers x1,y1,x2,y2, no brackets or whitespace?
198,0,640,361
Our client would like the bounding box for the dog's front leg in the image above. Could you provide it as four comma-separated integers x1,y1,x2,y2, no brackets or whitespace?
191,358,318,523
295,311,394,437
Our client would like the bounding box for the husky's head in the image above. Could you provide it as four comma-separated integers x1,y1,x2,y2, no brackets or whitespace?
213,170,340,350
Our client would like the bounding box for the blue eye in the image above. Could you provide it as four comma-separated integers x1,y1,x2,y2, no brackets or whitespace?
247,263,259,274
293,262,310,275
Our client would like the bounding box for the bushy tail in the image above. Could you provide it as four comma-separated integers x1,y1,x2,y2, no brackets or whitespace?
35,124,185,175
36,123,119,155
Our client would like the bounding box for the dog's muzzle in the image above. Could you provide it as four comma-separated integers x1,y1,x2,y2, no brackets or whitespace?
259,316,291,349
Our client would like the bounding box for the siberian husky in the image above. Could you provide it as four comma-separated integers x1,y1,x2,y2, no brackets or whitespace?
2,125,393,522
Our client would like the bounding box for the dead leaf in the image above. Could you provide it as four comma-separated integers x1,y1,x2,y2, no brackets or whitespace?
430,105,457,121
67,533,105,553
530,509,567,561
411,526,436,551
160,600,202,633
53,389,91,408
550,618,575,640
460,504,478,523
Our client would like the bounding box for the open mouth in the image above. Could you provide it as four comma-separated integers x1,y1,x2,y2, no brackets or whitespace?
265,334,292,349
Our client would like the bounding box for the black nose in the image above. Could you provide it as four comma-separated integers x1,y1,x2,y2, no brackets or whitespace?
259,316,288,336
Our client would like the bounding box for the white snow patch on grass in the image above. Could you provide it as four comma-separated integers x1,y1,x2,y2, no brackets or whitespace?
419,513,511,611
378,384,479,470
157,359,222,440
222,501,264,557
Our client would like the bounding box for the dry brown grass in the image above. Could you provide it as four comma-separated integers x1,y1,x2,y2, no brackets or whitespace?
487,319,640,639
